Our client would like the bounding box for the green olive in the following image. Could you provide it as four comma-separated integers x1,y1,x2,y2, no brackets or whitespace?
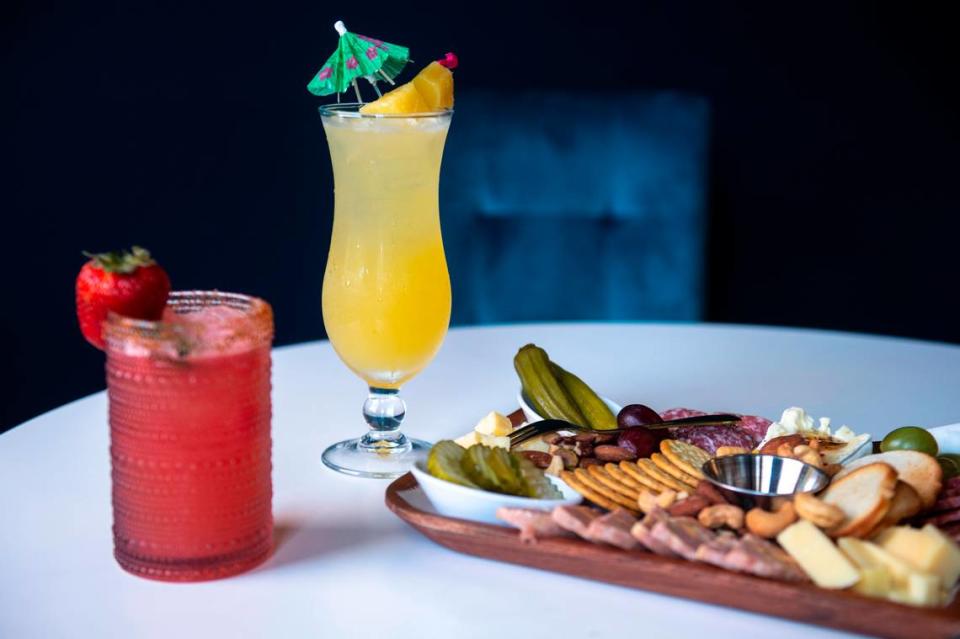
880,426,938,456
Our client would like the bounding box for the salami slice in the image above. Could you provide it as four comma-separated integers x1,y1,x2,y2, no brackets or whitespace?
917,508,960,527
940,487,960,500
669,425,756,455
737,414,773,444
931,495,960,514
659,407,771,453
660,408,707,421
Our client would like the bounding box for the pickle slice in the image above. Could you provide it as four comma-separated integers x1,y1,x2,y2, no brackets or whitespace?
514,454,563,499
487,447,524,495
462,445,502,492
427,441,479,489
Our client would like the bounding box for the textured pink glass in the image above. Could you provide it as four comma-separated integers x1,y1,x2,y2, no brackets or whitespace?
104,291,274,581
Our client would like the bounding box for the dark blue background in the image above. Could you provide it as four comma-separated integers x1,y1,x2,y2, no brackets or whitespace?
2,2,958,431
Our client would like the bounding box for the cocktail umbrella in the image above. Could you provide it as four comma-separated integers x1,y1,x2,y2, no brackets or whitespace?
307,20,411,102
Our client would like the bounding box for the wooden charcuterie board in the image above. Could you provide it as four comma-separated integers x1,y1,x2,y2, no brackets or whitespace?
384,412,960,639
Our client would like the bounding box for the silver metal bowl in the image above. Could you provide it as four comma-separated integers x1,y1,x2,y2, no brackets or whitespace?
701,454,830,510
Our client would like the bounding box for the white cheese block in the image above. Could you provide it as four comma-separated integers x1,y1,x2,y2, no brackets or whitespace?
877,525,960,589
474,411,513,437
838,535,945,606
921,524,960,588
837,537,892,598
888,572,942,608
777,521,860,589
454,431,481,448
849,537,916,585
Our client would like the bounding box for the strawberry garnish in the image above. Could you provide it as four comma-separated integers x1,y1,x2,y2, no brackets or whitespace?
75,246,171,350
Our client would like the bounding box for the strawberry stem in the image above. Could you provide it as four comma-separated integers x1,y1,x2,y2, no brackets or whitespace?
82,246,156,274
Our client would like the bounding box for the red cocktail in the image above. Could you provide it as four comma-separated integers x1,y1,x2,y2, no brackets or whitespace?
105,291,274,581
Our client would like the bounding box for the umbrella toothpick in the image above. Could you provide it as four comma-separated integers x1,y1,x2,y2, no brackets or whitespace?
377,70,396,85
366,77,383,98
306,20,410,99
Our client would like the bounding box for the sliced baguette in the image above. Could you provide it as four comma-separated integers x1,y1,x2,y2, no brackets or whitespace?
821,462,898,538
866,480,924,538
833,450,942,509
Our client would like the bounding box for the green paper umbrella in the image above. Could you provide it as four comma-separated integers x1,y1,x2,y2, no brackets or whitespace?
307,20,410,101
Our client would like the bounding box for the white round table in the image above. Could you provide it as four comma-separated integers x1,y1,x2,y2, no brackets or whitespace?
3,323,960,639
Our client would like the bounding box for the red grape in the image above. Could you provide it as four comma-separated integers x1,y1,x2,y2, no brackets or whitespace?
617,404,663,428
617,427,663,459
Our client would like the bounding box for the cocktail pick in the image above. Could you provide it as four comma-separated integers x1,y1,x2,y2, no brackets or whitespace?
306,20,411,103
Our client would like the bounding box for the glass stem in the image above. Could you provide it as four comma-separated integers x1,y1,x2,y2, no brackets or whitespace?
359,387,410,453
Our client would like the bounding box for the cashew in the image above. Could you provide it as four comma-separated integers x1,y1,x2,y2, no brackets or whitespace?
791,444,823,469
823,463,844,477
697,504,745,530
655,489,678,509
745,501,797,538
776,443,795,458
715,446,750,457
544,454,564,476
637,488,678,514
794,492,844,528
637,490,658,515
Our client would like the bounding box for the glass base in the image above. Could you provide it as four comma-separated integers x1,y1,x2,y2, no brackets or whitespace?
322,435,431,479
114,537,273,582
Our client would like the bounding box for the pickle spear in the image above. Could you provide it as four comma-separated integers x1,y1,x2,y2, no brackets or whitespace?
550,362,617,430
514,344,586,425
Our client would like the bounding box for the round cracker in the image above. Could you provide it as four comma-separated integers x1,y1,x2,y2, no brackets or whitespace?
651,452,701,488
637,458,693,493
587,464,640,500
605,463,645,491
574,468,641,512
618,460,668,493
661,439,711,479
560,470,621,512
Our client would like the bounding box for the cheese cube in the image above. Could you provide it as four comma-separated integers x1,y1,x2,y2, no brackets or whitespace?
889,572,942,607
921,524,960,588
849,537,916,586
474,411,513,437
854,567,893,598
454,431,481,448
478,433,511,450
877,526,960,588
837,538,892,598
777,521,860,589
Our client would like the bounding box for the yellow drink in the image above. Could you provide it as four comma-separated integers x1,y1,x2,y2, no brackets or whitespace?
321,110,452,389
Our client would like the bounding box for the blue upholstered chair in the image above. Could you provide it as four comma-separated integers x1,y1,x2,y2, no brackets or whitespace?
439,90,709,325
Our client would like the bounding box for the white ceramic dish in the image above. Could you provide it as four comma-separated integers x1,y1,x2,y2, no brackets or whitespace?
517,390,622,425
929,422,960,455
410,462,581,525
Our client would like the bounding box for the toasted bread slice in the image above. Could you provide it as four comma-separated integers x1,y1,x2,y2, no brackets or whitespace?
833,451,942,509
866,480,924,538
821,462,897,538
